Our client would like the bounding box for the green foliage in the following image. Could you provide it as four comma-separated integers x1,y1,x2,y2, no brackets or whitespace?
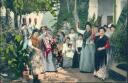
0,29,30,79
57,0,75,27
3,0,59,16
111,5,128,63
56,0,89,31
77,0,89,29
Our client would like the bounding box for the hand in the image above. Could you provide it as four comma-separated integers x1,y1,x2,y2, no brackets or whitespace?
90,41,93,44
97,47,104,51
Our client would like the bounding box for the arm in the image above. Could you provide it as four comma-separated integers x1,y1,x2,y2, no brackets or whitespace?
97,40,110,51
28,40,41,51
75,22,85,34
62,44,67,55
76,27,85,34
75,41,78,52
104,40,110,49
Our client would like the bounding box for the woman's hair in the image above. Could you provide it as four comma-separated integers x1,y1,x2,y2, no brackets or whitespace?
111,24,116,29
66,37,70,40
98,27,106,32
68,43,72,47
64,37,70,43
103,25,108,28
78,33,83,38
44,26,48,30
31,29,39,36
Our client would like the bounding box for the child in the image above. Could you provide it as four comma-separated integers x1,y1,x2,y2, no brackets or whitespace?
72,34,83,68
62,37,75,68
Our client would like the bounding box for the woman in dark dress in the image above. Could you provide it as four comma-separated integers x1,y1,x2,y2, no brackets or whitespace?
94,27,110,80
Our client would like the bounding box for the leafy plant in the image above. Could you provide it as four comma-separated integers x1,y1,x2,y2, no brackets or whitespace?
110,5,128,63
0,29,30,79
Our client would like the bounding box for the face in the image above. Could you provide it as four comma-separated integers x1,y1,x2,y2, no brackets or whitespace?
111,27,115,32
66,38,70,43
71,29,74,33
86,25,91,32
104,27,107,30
94,27,98,33
107,27,111,32
69,45,72,48
33,32,39,37
46,36,49,41
99,29,105,36
79,35,83,40
64,21,67,24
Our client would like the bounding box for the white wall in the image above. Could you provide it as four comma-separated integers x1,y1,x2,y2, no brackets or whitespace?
88,0,98,21
88,0,127,25
98,0,113,25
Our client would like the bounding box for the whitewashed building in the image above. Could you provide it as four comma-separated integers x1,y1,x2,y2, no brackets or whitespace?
88,0,127,25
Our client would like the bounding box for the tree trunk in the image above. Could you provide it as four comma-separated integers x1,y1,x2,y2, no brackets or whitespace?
14,13,18,29
77,0,89,28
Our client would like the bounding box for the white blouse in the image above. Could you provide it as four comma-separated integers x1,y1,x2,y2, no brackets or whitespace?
76,39,83,48
62,43,74,58
68,33,77,43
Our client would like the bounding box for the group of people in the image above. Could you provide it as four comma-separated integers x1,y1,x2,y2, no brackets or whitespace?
20,18,115,81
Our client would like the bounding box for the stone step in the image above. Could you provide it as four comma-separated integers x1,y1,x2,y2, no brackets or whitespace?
110,63,127,77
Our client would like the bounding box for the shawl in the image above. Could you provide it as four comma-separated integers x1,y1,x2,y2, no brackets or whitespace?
83,31,91,47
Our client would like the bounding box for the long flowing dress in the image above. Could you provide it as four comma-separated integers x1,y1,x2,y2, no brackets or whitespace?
79,36,95,72
77,28,95,72
94,35,110,79
28,39,44,75
43,36,56,72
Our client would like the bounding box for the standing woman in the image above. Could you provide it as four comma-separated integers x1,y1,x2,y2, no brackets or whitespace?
94,27,110,80
76,22,95,72
43,30,56,72
28,29,44,82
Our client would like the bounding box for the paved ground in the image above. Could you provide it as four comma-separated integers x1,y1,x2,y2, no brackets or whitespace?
37,68,119,83
10,67,126,83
